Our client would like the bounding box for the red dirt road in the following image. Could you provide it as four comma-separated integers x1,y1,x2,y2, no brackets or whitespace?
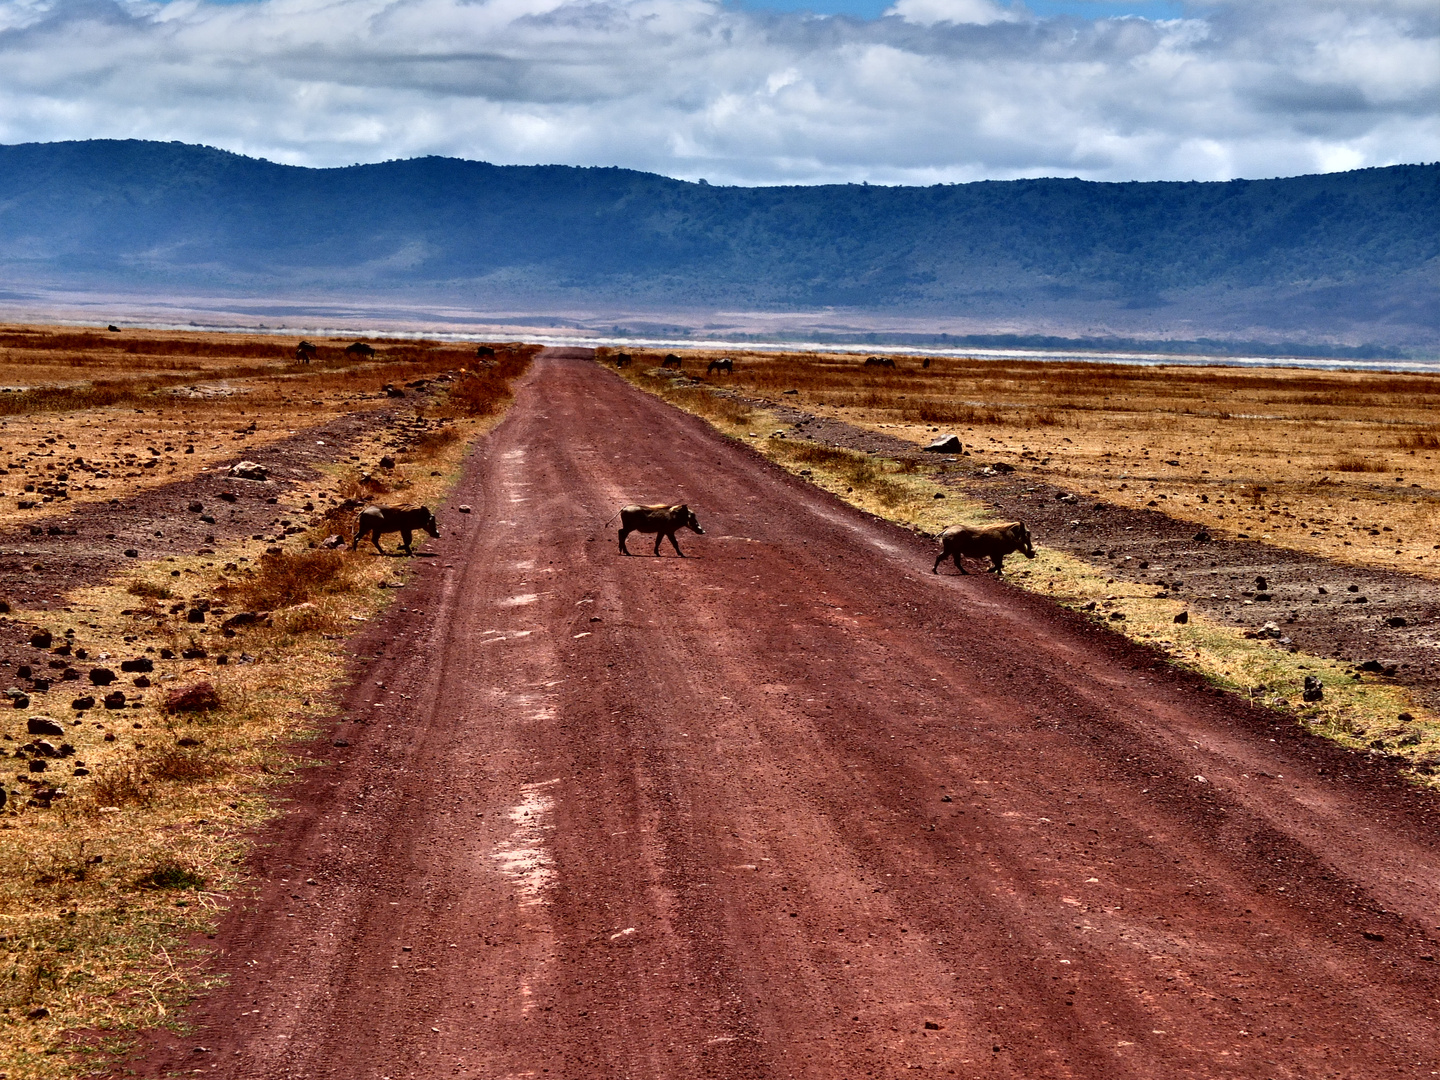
128,350,1440,1080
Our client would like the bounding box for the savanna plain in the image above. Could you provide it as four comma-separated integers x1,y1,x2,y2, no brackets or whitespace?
0,328,1435,1079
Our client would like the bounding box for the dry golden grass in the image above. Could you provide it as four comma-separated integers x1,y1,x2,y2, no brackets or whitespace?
0,325,533,533
0,328,535,1076
621,348,1440,579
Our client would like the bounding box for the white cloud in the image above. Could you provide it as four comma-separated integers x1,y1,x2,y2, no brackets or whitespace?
0,0,1434,183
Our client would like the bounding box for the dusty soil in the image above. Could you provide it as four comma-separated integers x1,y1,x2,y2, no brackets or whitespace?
714,387,1440,712
109,351,1438,1079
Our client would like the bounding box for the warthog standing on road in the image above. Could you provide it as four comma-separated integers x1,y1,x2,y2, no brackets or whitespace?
352,505,440,555
933,521,1035,575
618,504,705,557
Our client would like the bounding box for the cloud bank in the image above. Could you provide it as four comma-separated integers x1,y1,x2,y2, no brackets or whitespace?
0,0,1435,184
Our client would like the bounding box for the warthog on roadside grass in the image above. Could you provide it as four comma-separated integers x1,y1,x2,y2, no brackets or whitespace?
352,505,440,555
618,504,705,557
661,354,683,369
933,521,1035,575
706,358,734,374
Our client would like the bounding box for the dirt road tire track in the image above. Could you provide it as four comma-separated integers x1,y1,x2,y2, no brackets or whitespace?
119,349,1439,1080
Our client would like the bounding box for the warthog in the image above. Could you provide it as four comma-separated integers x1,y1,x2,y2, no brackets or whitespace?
863,355,895,368
661,354,683,370
933,521,1035,575
352,505,440,555
614,352,632,368
706,357,734,374
618,504,705,557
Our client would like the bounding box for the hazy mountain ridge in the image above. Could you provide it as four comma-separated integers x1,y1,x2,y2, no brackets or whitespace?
1,140,1435,347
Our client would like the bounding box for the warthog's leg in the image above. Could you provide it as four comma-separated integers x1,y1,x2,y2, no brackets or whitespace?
663,530,686,557
989,553,1006,573
400,528,414,554
618,527,632,555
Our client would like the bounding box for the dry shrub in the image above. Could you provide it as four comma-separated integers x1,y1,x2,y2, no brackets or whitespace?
146,749,225,783
1334,454,1387,473
272,602,341,635
443,349,534,417
135,863,207,891
908,400,1004,425
234,550,356,611
337,470,390,501
125,579,173,600
408,425,463,458
87,764,152,808
1394,430,1440,450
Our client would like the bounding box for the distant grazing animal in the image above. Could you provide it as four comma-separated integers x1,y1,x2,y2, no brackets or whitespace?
476,345,496,358
351,505,440,555
345,341,375,357
863,356,895,368
618,504,705,557
661,354,683,369
296,340,318,363
107,324,120,333
706,358,734,375
614,352,632,368
922,357,931,369
932,521,1035,575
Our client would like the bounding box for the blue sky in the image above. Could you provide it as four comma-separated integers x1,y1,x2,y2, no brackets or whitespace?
0,0,1434,185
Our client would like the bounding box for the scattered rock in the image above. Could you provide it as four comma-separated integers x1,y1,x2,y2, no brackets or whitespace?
1254,575,1269,591
1386,616,1408,628
228,461,269,482
458,505,472,514
124,549,139,558
379,456,396,469
176,736,203,747
120,658,154,673
1303,675,1324,702
71,696,95,710
28,759,47,772
322,534,347,549
165,682,221,713
181,647,208,660
1358,659,1386,674
1173,610,1189,624
187,501,204,513
26,1006,49,1020
103,691,127,709
89,668,116,686
10,693,29,709
186,608,205,624
383,384,406,398
29,630,53,649
1362,931,1385,942
222,612,258,630
26,717,65,737
1398,712,1414,722
133,675,151,688
1192,530,1211,543
333,739,350,747
218,491,237,503
924,435,963,453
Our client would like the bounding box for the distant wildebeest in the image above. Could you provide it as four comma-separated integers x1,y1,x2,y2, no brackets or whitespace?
922,357,931,369
614,352,632,368
932,521,1035,575
345,341,375,357
107,324,121,333
706,358,734,375
864,355,895,368
476,345,496,358
351,505,440,555
296,340,318,363
661,354,683,370
618,504,705,557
